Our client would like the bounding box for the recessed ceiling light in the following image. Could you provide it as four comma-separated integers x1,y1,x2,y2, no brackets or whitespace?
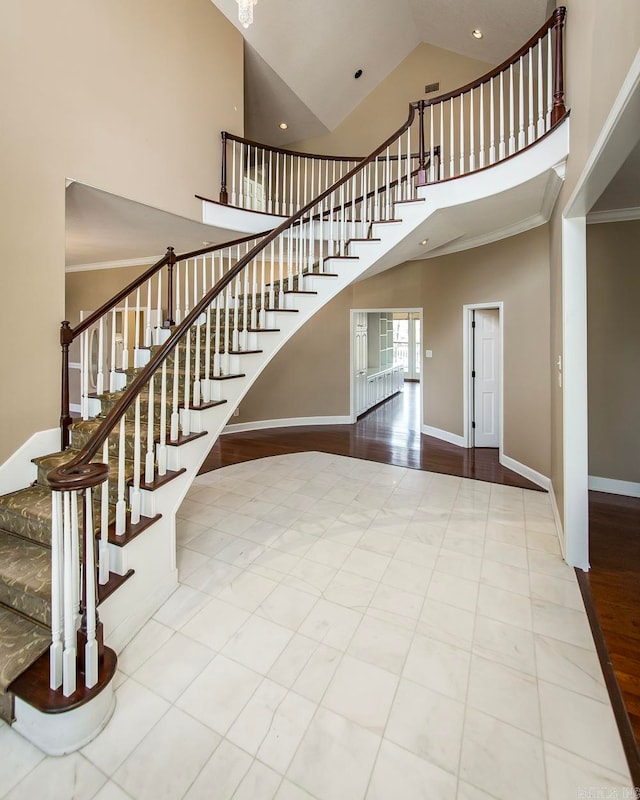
420,239,429,246
279,122,288,130
472,29,483,39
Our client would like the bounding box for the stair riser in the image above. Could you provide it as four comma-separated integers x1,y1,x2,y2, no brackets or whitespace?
0,496,113,547
0,585,50,627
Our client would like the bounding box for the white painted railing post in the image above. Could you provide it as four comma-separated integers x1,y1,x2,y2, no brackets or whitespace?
49,491,63,690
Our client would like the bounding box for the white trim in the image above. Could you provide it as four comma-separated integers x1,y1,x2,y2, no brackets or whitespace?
0,428,60,495
421,424,466,448
222,416,352,434
588,476,640,498
66,255,161,273
587,206,640,225
70,403,82,414
561,216,589,570
69,361,81,371
499,453,550,491
462,302,504,453
549,481,566,562
557,51,640,572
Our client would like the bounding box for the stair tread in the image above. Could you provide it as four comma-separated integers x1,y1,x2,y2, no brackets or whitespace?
0,531,51,625
0,485,55,545
0,605,50,694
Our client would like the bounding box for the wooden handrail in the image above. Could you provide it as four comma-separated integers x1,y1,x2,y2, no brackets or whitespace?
220,131,365,163
49,104,418,488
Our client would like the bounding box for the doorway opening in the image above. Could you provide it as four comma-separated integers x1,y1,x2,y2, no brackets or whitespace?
351,308,422,423
463,303,503,451
392,311,421,381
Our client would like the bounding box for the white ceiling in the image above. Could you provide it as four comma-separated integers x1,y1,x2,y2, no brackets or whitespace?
213,0,552,144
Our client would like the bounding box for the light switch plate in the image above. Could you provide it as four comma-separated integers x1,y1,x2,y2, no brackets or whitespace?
425,350,433,358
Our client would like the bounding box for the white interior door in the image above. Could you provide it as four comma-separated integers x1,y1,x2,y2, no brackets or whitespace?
473,308,500,447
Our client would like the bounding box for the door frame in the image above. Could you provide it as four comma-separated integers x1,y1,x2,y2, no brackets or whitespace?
349,307,423,423
463,302,504,453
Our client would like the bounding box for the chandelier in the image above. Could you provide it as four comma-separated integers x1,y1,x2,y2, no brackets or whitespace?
237,0,257,28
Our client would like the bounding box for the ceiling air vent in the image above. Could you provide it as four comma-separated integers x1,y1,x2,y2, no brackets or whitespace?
424,82,440,94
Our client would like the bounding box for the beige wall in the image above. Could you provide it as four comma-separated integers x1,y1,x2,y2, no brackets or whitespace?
289,43,492,157
548,0,640,514
236,226,551,478
587,220,640,483
0,0,243,462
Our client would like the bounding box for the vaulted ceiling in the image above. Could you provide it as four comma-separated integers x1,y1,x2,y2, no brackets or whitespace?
210,0,552,144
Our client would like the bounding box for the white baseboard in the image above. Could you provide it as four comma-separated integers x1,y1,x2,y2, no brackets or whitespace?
549,481,566,562
0,427,60,495
588,475,640,498
499,453,551,491
421,425,466,448
70,403,82,414
223,416,351,434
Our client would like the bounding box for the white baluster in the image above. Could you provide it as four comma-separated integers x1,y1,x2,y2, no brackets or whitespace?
257,247,265,327
81,328,89,420
469,88,475,172
193,261,201,407
289,154,295,215
62,491,76,697
439,101,445,180
478,84,485,169
459,95,466,175
96,318,104,396
428,105,435,183
231,139,237,206
49,491,63,689
175,262,182,325
254,144,259,210
170,339,180,441
303,158,308,208
213,292,221,378
489,78,496,164
518,56,526,149
145,376,155,484
546,32,553,129
203,291,212,403
499,72,506,160
145,278,152,347
130,394,141,525
182,330,192,436
109,307,118,392
115,417,127,535
155,270,163,345
509,64,516,154
122,296,129,370
528,47,535,144
83,489,98,688
157,362,168,475
537,38,545,138
133,286,141,367
449,100,455,177
71,491,79,624
99,440,110,584
385,147,391,219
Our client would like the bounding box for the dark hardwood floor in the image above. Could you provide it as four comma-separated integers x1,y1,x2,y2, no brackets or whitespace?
201,383,542,491
587,491,640,759
201,382,640,782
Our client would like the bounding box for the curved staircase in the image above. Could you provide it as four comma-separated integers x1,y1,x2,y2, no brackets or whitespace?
0,8,570,754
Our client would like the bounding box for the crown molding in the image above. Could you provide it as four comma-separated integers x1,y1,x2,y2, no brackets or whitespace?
586,207,640,225
65,255,162,273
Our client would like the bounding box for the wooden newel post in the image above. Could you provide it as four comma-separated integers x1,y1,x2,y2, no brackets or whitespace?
417,101,427,186
166,246,176,327
219,131,229,204
60,321,73,450
551,6,567,126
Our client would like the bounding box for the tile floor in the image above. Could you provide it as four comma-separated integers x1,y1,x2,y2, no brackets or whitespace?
0,452,634,799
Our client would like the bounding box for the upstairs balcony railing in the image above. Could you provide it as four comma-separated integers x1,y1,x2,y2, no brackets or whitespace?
50,7,566,698
217,7,566,214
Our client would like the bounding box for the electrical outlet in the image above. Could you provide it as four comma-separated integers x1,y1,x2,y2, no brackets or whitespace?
233,407,240,417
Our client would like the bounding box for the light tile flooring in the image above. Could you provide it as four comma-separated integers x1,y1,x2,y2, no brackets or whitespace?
1,452,634,800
